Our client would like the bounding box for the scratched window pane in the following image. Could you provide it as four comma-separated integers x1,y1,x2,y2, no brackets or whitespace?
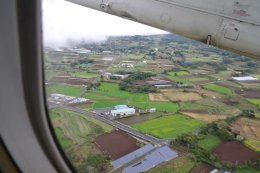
43,0,260,173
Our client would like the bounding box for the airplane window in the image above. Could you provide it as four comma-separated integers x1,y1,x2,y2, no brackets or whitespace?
42,0,260,173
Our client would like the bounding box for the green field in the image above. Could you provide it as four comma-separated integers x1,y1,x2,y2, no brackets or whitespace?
50,109,113,146
256,112,260,118
180,99,236,115
50,109,113,172
168,71,190,76
86,82,179,112
167,71,190,84
147,155,195,173
198,135,221,151
247,98,260,106
46,84,83,96
72,71,98,78
244,139,260,152
132,114,206,139
203,83,233,95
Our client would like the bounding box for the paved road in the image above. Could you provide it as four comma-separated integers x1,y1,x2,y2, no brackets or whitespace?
62,106,169,146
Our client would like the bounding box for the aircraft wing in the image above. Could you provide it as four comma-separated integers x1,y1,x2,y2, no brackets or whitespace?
66,0,260,60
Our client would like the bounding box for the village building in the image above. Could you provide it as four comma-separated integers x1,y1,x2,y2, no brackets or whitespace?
111,105,135,117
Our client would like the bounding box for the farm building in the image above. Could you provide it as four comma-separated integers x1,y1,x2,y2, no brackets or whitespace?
232,76,258,81
111,105,135,117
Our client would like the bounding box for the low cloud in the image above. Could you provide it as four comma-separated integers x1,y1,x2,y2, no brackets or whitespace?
42,0,167,46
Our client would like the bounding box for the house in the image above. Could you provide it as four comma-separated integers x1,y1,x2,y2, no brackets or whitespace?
111,105,135,117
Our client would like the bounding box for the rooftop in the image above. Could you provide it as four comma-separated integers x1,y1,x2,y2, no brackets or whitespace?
114,105,129,110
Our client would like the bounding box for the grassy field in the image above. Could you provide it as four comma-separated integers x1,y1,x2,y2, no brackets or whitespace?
50,109,113,171
247,98,260,106
46,84,83,96
147,155,195,173
244,139,260,152
180,99,237,115
256,112,260,118
132,114,206,139
86,82,179,112
198,135,221,151
72,71,98,78
129,101,179,113
168,71,190,76
203,83,233,95
167,71,190,84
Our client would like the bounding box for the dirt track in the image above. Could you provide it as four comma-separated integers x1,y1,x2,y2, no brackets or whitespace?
95,130,139,160
213,142,260,165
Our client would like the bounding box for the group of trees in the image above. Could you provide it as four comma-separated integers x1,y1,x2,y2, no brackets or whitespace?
119,72,158,93
200,121,235,141
70,58,94,68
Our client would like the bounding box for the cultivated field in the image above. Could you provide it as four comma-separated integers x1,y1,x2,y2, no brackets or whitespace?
180,99,239,116
132,114,206,139
232,117,260,151
50,109,113,170
46,84,84,97
203,83,233,95
247,98,260,106
181,112,227,123
213,142,260,165
232,118,260,139
86,82,179,112
72,71,98,78
190,86,222,98
235,89,260,98
95,130,139,159
161,89,202,102
149,93,168,101
198,135,222,151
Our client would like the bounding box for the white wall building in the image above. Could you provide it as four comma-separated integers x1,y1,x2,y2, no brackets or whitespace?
111,105,135,117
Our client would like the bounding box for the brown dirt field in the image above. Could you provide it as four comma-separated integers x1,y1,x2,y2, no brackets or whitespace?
190,86,222,98
181,112,227,123
235,89,260,98
189,163,214,173
232,118,260,139
94,130,139,160
222,99,239,106
160,89,202,102
50,76,91,85
149,93,168,101
213,142,260,165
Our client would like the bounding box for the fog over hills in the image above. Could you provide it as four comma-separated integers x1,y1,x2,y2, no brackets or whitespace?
42,0,167,46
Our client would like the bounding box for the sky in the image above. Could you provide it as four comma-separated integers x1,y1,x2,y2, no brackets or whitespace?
42,0,167,46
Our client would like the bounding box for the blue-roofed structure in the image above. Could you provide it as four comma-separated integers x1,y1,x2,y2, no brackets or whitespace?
123,146,178,173
112,144,155,168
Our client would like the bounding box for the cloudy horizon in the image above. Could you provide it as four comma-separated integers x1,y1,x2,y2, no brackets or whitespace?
42,0,167,46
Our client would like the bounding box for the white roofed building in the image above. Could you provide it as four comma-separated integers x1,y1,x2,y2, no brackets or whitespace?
111,105,135,117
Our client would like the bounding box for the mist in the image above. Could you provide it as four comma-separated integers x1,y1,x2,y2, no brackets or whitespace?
42,0,167,47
